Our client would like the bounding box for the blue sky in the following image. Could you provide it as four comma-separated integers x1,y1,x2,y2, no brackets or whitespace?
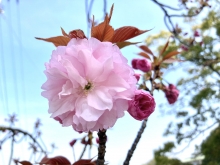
0,0,209,164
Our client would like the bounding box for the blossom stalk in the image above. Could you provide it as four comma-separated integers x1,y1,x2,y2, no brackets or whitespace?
96,129,107,165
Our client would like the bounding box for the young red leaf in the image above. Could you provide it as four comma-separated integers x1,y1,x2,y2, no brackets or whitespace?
39,156,71,165
116,41,140,49
73,159,95,165
163,51,180,60
18,161,33,165
91,5,114,41
35,36,70,47
69,29,87,39
138,52,151,60
108,4,114,22
61,27,69,37
112,26,150,43
160,39,170,56
91,20,114,41
139,45,154,55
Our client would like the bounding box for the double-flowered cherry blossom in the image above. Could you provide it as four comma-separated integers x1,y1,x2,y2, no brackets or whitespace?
42,38,137,132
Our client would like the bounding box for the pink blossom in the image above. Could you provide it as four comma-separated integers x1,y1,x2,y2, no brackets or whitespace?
131,59,151,72
42,38,137,132
164,84,179,104
127,90,156,121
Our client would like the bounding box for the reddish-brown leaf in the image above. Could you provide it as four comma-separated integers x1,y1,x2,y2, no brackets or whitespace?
108,4,114,22
160,39,170,56
91,5,114,42
72,159,95,165
163,50,180,60
139,45,154,55
138,52,151,60
91,20,114,42
39,156,49,165
35,36,70,47
112,26,150,43
69,29,87,39
39,156,71,165
116,41,140,49
61,27,69,37
18,161,33,165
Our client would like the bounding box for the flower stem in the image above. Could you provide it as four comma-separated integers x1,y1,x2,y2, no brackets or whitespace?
96,129,107,165
123,119,147,165
79,143,88,160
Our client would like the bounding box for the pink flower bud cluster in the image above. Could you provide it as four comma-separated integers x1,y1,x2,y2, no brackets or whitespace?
164,84,179,104
127,90,155,121
131,59,151,72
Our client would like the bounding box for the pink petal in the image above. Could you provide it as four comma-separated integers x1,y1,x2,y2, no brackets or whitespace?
62,59,87,87
77,50,104,81
75,97,104,121
87,87,113,110
99,73,130,92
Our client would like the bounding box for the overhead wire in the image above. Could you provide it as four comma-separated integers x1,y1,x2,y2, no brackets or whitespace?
0,4,9,116
15,0,27,128
6,0,20,116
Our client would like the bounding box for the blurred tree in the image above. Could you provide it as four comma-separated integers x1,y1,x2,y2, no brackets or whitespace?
201,125,220,164
153,142,192,165
147,0,220,150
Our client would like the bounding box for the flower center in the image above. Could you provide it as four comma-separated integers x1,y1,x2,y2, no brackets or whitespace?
83,82,93,94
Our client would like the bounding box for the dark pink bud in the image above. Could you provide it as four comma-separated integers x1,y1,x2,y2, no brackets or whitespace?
128,90,156,121
181,45,188,51
136,59,151,72
164,84,179,104
134,73,141,82
131,59,138,69
132,59,151,72
194,30,200,37
96,138,100,144
69,139,77,147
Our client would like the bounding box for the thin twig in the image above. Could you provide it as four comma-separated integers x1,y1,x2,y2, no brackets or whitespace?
79,143,88,160
8,136,14,165
123,119,147,165
0,126,46,154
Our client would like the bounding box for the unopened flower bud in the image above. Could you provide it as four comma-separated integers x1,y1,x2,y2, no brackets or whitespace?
131,59,151,72
194,30,200,37
69,139,77,147
164,84,179,104
128,90,155,121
